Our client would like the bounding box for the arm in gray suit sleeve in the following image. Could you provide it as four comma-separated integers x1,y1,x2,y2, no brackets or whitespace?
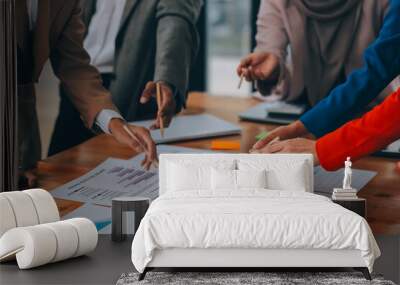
154,0,203,110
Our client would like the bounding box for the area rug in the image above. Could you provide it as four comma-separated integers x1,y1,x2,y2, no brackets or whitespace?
116,272,395,285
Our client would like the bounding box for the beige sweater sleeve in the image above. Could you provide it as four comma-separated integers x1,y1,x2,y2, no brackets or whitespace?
254,0,291,97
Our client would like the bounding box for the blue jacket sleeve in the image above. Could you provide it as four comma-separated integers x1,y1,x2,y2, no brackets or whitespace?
300,0,400,138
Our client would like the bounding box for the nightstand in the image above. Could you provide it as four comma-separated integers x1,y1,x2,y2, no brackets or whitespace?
112,196,150,242
332,198,366,218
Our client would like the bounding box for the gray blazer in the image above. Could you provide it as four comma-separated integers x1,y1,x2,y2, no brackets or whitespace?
81,0,203,121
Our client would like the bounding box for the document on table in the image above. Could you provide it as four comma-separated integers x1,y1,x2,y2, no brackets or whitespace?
62,203,112,234
314,166,377,195
50,145,210,206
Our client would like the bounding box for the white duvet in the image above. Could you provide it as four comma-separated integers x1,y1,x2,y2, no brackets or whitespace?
131,190,380,273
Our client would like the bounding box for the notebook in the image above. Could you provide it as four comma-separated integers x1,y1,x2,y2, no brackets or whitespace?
374,139,400,158
239,101,307,125
130,114,241,144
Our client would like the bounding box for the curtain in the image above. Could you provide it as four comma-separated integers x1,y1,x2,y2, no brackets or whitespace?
0,0,18,192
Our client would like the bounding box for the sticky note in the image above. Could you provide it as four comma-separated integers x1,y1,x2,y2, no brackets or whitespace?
255,131,269,141
211,140,241,151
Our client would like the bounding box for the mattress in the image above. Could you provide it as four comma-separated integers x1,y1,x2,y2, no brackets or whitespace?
131,190,380,273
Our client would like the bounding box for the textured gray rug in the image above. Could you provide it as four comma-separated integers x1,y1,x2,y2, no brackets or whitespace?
116,272,395,285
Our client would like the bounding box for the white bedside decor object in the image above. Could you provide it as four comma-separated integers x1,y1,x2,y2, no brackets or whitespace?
332,157,358,200
0,189,98,269
343,157,353,190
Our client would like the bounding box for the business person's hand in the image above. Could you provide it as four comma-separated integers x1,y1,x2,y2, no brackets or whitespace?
108,118,157,170
237,52,280,82
19,170,38,188
140,81,176,129
252,120,309,150
255,137,320,165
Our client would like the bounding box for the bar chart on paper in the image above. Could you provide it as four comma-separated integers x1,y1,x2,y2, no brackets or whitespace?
50,158,159,206
50,145,210,206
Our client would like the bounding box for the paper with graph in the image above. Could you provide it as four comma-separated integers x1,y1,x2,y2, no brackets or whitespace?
50,145,209,206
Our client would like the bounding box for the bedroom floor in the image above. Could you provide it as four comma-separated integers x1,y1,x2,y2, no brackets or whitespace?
0,235,398,285
0,235,133,285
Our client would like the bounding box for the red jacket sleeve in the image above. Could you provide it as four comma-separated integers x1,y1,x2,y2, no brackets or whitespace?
316,88,400,171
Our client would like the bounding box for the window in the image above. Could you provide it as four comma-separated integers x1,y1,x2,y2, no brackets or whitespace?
206,0,253,96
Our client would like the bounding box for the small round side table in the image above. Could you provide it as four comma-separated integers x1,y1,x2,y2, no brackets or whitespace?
111,196,150,242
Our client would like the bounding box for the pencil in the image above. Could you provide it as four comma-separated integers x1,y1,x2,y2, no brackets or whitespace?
237,73,244,89
249,136,280,154
267,136,280,146
156,83,165,138
123,125,158,169
123,125,146,151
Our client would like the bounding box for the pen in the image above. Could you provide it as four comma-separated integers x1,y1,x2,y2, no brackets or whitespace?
156,82,165,138
237,73,244,89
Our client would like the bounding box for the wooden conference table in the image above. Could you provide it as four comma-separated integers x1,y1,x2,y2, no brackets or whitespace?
35,92,400,235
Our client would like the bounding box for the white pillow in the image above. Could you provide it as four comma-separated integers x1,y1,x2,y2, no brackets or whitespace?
211,169,267,191
238,159,308,191
166,160,235,192
167,163,209,191
236,169,267,189
211,168,236,190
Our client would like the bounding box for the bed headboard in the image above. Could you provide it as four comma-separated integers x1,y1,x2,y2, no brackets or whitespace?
159,153,314,195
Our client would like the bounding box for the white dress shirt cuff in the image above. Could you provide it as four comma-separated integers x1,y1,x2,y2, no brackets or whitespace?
95,109,124,134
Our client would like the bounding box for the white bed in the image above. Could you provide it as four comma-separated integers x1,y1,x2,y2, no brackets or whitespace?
131,154,380,280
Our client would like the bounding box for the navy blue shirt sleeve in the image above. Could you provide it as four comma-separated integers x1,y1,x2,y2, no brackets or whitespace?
300,0,400,138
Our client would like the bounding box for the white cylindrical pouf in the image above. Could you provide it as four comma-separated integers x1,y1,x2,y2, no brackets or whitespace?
64,218,98,257
0,219,97,269
0,226,57,269
1,192,39,227
0,196,17,237
23,189,60,223
42,221,79,262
